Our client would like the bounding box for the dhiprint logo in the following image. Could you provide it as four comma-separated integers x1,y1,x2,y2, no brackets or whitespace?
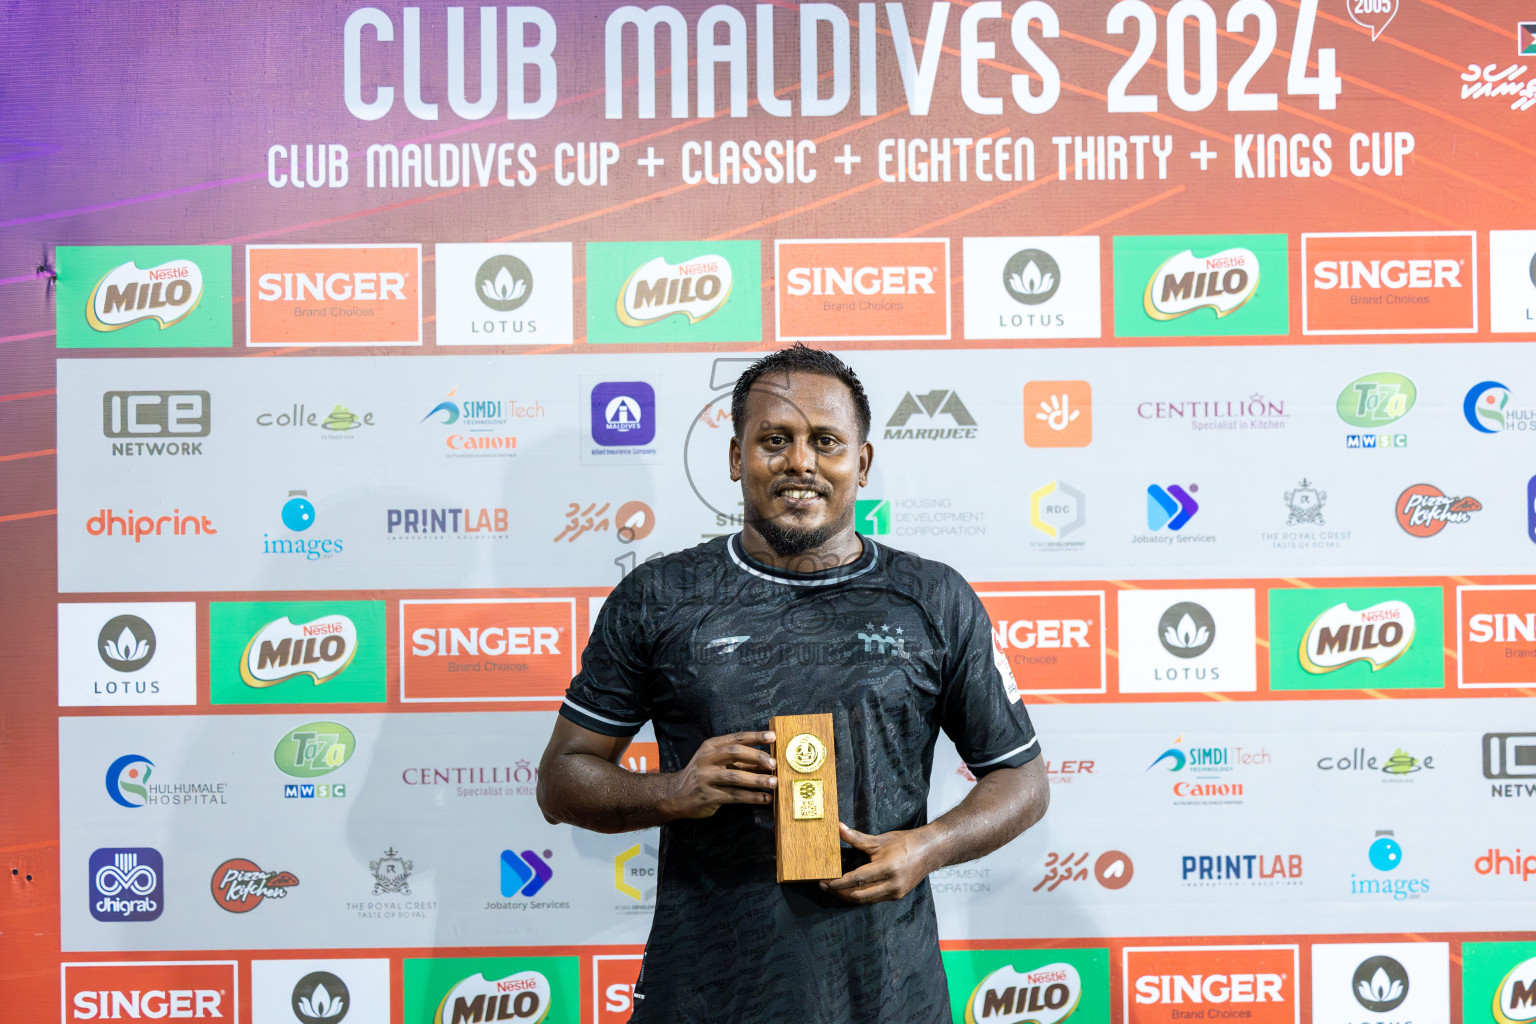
105,754,154,808
370,847,413,895
291,971,350,1024
589,241,761,344
1124,945,1299,1024
85,507,216,542
1352,957,1409,1012
883,389,977,440
1159,603,1215,659
476,255,532,312
964,236,1101,339
1024,381,1092,448
57,245,233,349
59,602,197,707
1299,600,1415,674
776,238,949,341
102,391,210,457
1396,484,1482,537
210,858,298,913
63,961,238,1022
1303,232,1477,334
88,847,164,921
591,382,656,447
1147,484,1199,532
247,244,422,347
98,614,156,672
1113,234,1289,338
500,849,554,897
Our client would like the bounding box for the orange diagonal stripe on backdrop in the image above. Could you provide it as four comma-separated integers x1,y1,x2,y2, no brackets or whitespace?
0,389,54,403
0,448,55,464
901,174,1060,237
1411,0,1517,39
0,509,56,524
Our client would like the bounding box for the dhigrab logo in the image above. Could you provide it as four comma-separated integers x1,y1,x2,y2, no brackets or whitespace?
88,848,163,922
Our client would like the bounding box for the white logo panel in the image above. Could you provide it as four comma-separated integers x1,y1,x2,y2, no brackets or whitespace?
1310,942,1449,1024
1116,589,1257,693
1489,230,1536,334
962,236,1101,339
434,243,573,346
251,958,391,1024
57,602,197,706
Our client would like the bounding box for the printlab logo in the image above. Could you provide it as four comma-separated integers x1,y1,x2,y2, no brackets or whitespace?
883,389,978,440
475,255,533,312
98,614,155,672
370,848,413,894
1030,482,1086,541
292,971,351,1024
1147,484,1199,531
1158,603,1215,659
1396,484,1482,537
105,754,154,808
57,245,233,349
501,849,554,897
592,382,656,447
103,391,210,456
1024,381,1092,448
210,858,298,912
1352,957,1409,1013
88,847,164,921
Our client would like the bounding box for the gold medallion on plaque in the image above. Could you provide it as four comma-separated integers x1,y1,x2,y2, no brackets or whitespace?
785,733,827,774
792,779,824,820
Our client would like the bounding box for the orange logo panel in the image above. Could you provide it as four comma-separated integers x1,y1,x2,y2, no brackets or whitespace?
980,592,1104,692
63,962,237,1022
401,599,575,701
247,245,420,345
1125,946,1297,1024
595,955,643,1024
1303,233,1475,334
776,239,949,340
1460,588,1536,687
1024,380,1093,447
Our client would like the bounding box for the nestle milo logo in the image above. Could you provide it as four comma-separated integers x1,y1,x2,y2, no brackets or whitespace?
618,254,732,326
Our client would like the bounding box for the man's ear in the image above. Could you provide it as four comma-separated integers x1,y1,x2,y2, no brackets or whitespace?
729,434,742,482
858,440,873,487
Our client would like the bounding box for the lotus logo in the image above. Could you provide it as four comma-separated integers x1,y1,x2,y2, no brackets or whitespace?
1143,248,1258,320
1301,601,1414,673
1003,248,1061,305
618,254,732,326
1351,956,1409,1013
292,971,350,1024
1494,955,1536,1024
474,255,533,313
1465,381,1512,433
86,259,204,331
98,614,155,672
1158,603,1216,659
435,971,551,1024
964,962,1082,1024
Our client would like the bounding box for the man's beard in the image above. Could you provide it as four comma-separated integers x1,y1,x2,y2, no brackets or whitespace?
746,504,850,557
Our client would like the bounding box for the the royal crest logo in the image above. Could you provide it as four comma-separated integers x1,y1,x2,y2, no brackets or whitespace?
1301,601,1415,674
370,847,413,895
240,614,358,687
618,254,732,326
435,971,552,1024
1283,480,1327,527
87,259,204,331
210,857,298,913
966,962,1083,1024
1143,248,1259,320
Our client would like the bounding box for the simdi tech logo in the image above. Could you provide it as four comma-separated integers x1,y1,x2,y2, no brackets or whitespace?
586,241,761,344
1267,586,1443,691
776,238,950,341
209,601,386,705
1458,586,1536,688
1302,232,1477,335
978,591,1106,694
962,236,1102,340
56,245,233,349
434,242,574,346
246,244,422,346
1461,943,1536,1024
942,947,1110,1024
62,961,238,1023
1123,945,1299,1024
403,955,579,1024
1112,234,1289,338
400,598,578,702
58,602,197,707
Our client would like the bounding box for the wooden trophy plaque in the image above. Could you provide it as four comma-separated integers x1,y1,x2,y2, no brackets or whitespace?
770,713,841,882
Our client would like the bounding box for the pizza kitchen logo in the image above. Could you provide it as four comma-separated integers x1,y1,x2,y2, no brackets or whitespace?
209,857,298,912
1396,484,1482,537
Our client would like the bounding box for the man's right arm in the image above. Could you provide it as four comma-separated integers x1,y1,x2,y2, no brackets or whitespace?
536,717,778,833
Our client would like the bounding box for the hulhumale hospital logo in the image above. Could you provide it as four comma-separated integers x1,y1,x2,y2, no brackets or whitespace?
105,754,154,808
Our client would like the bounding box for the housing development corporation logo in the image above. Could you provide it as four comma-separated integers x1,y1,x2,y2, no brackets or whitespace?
57,245,232,349
247,244,422,346
400,598,576,702
963,237,1102,339
1302,232,1477,334
1396,484,1482,536
1124,945,1298,1024
63,961,238,1023
588,241,760,344
776,238,950,341
211,601,385,705
1113,234,1289,338
88,847,164,921
1269,587,1443,691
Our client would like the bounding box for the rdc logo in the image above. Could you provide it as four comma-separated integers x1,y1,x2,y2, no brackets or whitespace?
88,847,163,921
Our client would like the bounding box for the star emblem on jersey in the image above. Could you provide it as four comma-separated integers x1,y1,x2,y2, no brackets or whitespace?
858,623,909,659
786,734,827,774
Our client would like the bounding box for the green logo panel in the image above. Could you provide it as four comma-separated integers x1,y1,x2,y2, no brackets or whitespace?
209,600,385,705
1461,941,1536,1024
1112,234,1288,338
56,245,233,348
1267,586,1444,691
856,499,891,535
586,241,761,343
404,955,579,1024
943,947,1109,1024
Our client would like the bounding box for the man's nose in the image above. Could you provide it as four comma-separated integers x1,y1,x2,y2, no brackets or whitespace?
783,437,818,475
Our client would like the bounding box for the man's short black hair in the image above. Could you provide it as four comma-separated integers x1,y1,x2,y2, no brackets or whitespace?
730,343,872,442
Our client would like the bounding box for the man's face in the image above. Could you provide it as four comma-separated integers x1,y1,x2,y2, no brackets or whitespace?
730,372,871,557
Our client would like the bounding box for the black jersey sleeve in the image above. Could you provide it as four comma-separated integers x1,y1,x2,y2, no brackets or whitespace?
937,570,1041,777
560,570,654,737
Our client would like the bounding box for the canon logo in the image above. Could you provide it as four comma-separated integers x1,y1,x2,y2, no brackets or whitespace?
992,619,1091,649
411,626,561,657
784,265,935,296
1134,974,1285,1005
256,272,407,302
1311,259,1461,290
72,989,223,1019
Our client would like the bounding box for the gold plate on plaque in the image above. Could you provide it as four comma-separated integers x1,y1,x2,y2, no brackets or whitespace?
785,733,827,774
792,779,824,820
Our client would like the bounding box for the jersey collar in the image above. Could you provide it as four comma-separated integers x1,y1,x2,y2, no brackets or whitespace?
727,532,878,587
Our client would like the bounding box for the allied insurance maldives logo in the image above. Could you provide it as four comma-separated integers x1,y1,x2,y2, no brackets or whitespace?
246,244,422,346
586,241,761,344
208,601,386,705
776,238,950,342
1113,235,1289,338
56,245,233,349
1302,232,1477,335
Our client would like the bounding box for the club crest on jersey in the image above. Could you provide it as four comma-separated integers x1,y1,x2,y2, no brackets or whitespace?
857,622,909,660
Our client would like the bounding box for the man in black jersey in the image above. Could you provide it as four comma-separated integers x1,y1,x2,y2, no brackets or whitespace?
538,345,1049,1023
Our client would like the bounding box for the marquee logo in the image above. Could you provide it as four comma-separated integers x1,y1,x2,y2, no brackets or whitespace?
1300,600,1415,673
965,962,1083,1024
619,254,732,325
210,857,298,913
979,592,1105,694
1124,946,1298,1024
211,601,385,705
1113,235,1288,338
247,243,421,346
776,238,949,341
884,389,977,440
588,241,760,344
1303,232,1477,334
1396,484,1482,537
400,598,577,702
1143,247,1259,320
62,961,237,1022
88,847,164,922
57,245,232,349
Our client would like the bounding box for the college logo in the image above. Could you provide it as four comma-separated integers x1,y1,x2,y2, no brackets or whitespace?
247,244,421,346
88,848,164,922
63,961,237,1022
945,949,1109,1024
500,849,553,897
59,602,197,707
591,382,656,447
1029,482,1086,542
963,237,1102,339
404,957,579,1024
1146,485,1199,532
1396,484,1481,536
103,391,210,456
1269,587,1443,691
1489,230,1536,333
588,241,760,344
400,599,577,702
1316,746,1434,777
1113,234,1289,338
211,601,385,704
1023,381,1092,448
105,754,154,808
210,858,298,912
1124,946,1298,1024
434,243,573,345
980,592,1105,694
57,245,232,348
884,389,977,440
1117,590,1258,694
1302,232,1476,334
776,238,949,341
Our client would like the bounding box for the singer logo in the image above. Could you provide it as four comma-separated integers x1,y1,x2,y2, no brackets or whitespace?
595,955,643,1024
1302,233,1477,334
1458,587,1536,688
1124,946,1298,1024
776,238,950,341
62,961,236,1021
979,592,1105,694
247,244,421,346
400,599,577,702
1300,601,1415,674
88,260,204,331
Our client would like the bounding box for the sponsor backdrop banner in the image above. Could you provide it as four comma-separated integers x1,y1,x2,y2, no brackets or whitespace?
3,2,1536,1022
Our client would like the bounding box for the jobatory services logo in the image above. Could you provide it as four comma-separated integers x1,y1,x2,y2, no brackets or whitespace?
1489,230,1536,332
1123,945,1299,1024
1461,943,1536,1024
434,242,574,345
88,847,164,922
1145,484,1200,533
1118,590,1258,694
247,244,422,346
58,602,197,707
1028,482,1086,549
1302,232,1477,334
1396,484,1482,536
978,592,1106,694
1268,586,1443,691
776,238,950,341
1338,371,1415,449
249,958,391,1024
210,601,386,705
963,236,1102,339
400,598,577,702
63,961,238,1022
587,241,760,344
883,389,977,440
1311,943,1451,1024
57,245,233,349
404,956,579,1024
500,849,554,897
102,390,210,456
1113,234,1289,338
1460,586,1536,688
1024,381,1092,448
210,858,299,913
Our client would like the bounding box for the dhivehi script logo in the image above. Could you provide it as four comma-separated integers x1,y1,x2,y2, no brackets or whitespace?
241,614,358,687
87,259,205,331
435,971,552,1024
965,961,1082,1024
1143,248,1259,320
618,255,732,326
1495,955,1536,1024
1300,601,1415,674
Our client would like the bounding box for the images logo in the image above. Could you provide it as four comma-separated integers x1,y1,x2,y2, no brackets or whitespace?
63,961,237,1022
1465,381,1514,433
588,241,760,344
776,238,949,341
105,754,153,808
884,389,977,440
1024,381,1092,448
88,848,164,921
1351,957,1409,1012
292,971,350,1024
1030,482,1086,540
1113,235,1289,338
1124,945,1297,1024
57,245,233,349
210,858,298,912
591,382,656,447
1369,831,1402,871
98,614,156,673
247,244,421,347
1350,831,1430,900
212,601,385,705
400,598,577,702
1303,232,1477,334
264,490,344,561
962,236,1101,339
1298,600,1415,673
1147,485,1199,531
1270,587,1443,691
979,591,1105,694
274,721,356,780
1159,603,1216,659
1396,484,1482,537
103,391,210,457
500,849,553,897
